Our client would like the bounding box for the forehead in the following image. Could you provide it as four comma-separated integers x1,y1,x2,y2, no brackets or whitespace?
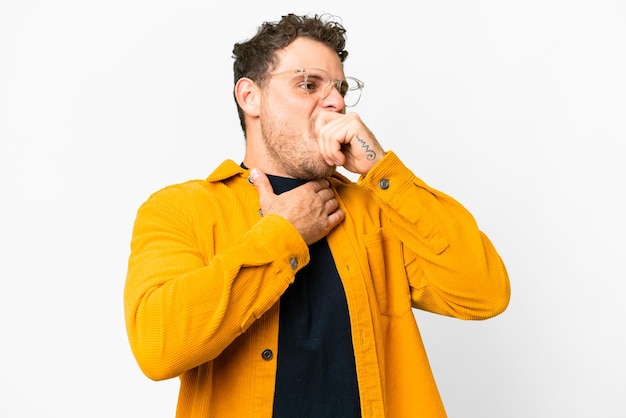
273,37,344,77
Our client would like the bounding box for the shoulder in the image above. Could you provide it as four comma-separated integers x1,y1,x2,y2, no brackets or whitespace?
143,159,246,206
330,171,377,210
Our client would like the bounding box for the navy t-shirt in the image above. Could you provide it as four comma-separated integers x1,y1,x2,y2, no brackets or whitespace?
264,174,361,418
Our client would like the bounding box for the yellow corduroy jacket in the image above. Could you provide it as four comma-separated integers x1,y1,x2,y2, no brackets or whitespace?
124,151,510,417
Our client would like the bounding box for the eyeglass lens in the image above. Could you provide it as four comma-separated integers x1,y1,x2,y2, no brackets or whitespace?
303,69,362,107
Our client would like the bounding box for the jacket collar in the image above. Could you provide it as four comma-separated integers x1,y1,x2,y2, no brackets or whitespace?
205,159,353,185
205,159,246,183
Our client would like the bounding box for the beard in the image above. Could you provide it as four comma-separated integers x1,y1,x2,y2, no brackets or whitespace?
259,110,336,180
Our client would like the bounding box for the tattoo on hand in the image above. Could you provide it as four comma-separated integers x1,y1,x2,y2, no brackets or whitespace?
356,136,377,160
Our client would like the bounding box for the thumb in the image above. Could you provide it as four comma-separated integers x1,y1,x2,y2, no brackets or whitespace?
250,168,274,201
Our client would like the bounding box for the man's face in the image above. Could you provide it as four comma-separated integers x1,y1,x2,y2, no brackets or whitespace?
258,37,346,179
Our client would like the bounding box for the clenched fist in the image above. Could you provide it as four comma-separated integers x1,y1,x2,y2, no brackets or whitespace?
314,111,385,175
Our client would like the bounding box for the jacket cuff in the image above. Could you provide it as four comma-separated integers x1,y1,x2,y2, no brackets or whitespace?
252,214,310,274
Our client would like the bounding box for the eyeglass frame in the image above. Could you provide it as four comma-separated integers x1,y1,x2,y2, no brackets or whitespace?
266,67,365,107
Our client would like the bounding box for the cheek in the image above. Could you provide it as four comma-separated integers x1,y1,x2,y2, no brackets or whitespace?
262,93,318,135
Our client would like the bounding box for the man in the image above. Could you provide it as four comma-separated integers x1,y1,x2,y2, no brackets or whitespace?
124,13,510,417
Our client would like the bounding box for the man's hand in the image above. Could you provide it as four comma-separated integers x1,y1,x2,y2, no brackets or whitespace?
250,168,346,245
314,111,386,175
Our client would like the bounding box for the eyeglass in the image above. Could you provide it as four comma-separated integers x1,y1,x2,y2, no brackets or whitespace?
269,68,364,107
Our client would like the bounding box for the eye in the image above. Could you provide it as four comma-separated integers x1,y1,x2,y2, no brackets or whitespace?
338,80,349,97
297,80,318,92
297,75,324,93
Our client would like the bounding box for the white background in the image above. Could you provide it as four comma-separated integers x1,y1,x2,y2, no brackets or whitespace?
1,1,624,417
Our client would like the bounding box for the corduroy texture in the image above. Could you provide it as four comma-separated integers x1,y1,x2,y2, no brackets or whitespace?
124,151,510,417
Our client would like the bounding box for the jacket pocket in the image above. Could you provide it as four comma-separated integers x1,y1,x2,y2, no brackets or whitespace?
363,229,411,317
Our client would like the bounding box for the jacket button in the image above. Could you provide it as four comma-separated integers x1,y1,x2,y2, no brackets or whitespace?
289,257,298,270
261,349,273,361
379,179,390,190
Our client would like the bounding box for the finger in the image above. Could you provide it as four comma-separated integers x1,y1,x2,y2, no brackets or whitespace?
309,178,331,193
327,208,346,229
250,168,275,201
320,124,346,166
319,187,336,203
324,195,339,213
315,112,345,166
314,109,340,132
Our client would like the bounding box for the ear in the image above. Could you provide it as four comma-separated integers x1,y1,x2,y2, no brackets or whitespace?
234,77,261,118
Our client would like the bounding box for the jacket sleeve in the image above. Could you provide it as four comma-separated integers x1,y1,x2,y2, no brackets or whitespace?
124,183,309,381
357,151,510,320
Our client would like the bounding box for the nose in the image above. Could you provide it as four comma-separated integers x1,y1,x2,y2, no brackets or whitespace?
320,84,346,112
